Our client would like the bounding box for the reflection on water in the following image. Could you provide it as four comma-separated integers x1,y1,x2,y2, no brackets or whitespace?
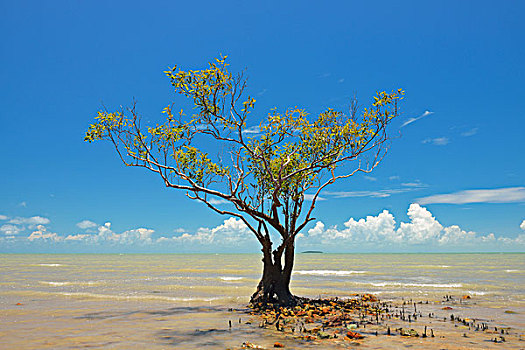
1,253,523,349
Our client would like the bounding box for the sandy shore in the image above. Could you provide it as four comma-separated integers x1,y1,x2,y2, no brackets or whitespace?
2,293,523,349
227,294,524,350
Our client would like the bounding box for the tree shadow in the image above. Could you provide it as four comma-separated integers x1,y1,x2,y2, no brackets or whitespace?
75,306,228,320
156,326,261,348
75,305,261,347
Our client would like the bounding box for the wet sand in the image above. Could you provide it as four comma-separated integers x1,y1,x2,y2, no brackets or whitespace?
2,294,523,349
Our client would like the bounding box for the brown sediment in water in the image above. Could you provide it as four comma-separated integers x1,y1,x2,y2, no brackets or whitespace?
233,293,523,349
2,254,523,349
3,292,523,349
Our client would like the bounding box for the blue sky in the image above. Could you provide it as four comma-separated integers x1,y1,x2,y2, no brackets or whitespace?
1,0,524,253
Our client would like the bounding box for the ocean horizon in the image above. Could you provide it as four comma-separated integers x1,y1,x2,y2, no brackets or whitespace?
3,251,523,254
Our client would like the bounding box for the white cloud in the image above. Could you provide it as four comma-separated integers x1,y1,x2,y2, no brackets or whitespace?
18,201,27,207
338,78,345,83
76,220,98,229
208,198,230,205
397,204,443,243
304,194,327,201
2,216,52,234
308,210,398,243
94,223,154,244
116,228,154,244
13,208,524,252
307,221,326,236
422,137,449,146
497,234,525,245
0,215,8,220
401,181,425,188
9,216,50,225
344,210,398,242
325,190,391,198
364,176,377,181
514,234,525,245
0,224,23,235
324,184,425,199
28,225,62,242
418,187,525,205
61,222,154,245
438,225,478,245
305,204,514,248
257,88,267,96
401,110,433,127
242,125,261,135
461,128,478,137
20,218,247,247
157,217,251,245
65,234,91,241
389,176,400,181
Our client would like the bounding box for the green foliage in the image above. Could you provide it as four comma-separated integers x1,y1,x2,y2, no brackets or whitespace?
85,56,403,237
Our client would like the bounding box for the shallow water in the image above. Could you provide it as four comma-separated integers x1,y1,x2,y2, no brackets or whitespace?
1,253,523,349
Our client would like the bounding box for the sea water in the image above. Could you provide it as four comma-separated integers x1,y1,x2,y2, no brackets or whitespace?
1,253,523,348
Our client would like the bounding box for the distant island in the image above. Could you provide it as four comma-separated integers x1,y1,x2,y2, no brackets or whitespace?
301,250,323,254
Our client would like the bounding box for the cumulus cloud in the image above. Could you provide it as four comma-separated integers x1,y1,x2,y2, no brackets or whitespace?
28,225,62,242
0,224,24,235
438,225,478,245
157,217,250,245
308,209,398,243
9,216,50,226
344,210,398,242
401,110,433,127
19,217,252,248
397,204,443,243
14,209,524,251
418,187,525,205
1,215,52,235
306,203,510,248
115,228,154,244
65,222,154,245
497,234,525,245
64,234,91,241
76,220,98,229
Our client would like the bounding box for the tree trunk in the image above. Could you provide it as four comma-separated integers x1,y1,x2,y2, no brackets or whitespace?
250,242,297,306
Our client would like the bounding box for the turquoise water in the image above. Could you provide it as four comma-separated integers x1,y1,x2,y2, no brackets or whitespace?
1,253,523,348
